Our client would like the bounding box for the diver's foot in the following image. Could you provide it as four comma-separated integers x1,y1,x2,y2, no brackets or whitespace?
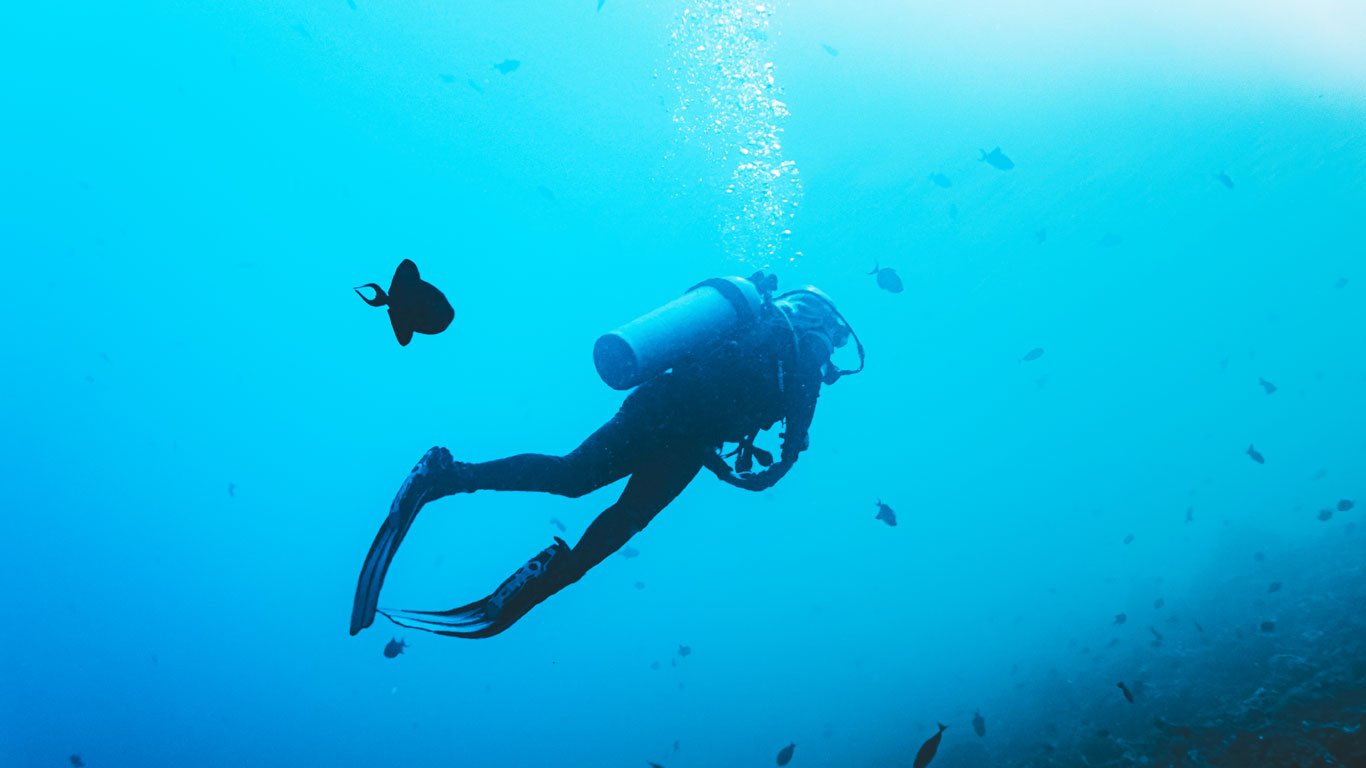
389,446,469,519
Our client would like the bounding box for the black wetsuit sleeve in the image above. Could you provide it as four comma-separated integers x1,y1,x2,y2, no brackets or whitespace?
780,333,831,462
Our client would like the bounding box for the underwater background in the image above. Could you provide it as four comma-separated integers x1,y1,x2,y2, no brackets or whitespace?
2,1,1364,766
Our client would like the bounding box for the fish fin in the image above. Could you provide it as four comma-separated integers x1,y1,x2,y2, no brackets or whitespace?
355,284,388,307
938,722,948,731
867,261,880,275
394,259,420,282
391,310,414,346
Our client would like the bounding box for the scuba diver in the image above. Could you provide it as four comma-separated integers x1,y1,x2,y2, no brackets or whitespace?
349,272,863,639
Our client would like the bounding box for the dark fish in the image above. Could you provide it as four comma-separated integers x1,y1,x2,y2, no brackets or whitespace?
972,710,986,738
1185,506,1194,523
1246,444,1265,464
228,482,236,498
821,43,839,56
1313,468,1328,480
867,261,904,293
1260,620,1276,633
1257,377,1277,394
383,637,407,658
1149,626,1164,645
875,499,897,527
1317,508,1333,522
467,78,485,94
648,763,663,768
1193,620,1205,633
929,172,952,188
1123,533,1134,545
621,546,640,559
1117,681,1135,703
355,259,454,346
1268,581,1281,592
649,661,660,670
978,147,1014,170
1153,597,1165,609
1338,499,1355,511
1214,172,1234,189
674,740,680,752
439,73,456,84
549,517,566,532
634,581,645,590
70,756,84,768
776,742,796,766
1253,550,1266,561
1035,228,1047,244
913,723,947,768
1019,347,1044,363
677,644,691,658
494,59,521,74
1114,613,1127,625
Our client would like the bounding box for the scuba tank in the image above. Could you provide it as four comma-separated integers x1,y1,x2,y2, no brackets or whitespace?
593,276,765,390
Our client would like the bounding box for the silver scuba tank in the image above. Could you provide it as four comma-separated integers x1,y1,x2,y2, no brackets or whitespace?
593,276,764,390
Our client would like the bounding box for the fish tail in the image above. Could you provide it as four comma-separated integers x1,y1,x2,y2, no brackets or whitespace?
938,722,948,732
355,284,388,307
867,261,880,275
978,149,987,161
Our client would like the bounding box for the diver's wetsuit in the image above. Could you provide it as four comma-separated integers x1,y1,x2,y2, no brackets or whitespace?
351,307,834,638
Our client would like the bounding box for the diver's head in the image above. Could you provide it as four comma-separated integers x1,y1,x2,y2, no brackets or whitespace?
774,288,851,350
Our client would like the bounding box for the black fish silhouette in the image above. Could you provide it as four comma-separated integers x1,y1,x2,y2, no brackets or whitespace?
1214,172,1234,189
1117,681,1134,703
1338,499,1355,511
356,259,454,346
383,637,407,658
70,756,84,768
776,742,796,766
1019,347,1044,363
1114,613,1127,625
868,261,904,293
913,723,947,768
1317,508,1333,522
1246,444,1265,464
978,147,1014,170
875,499,897,527
1257,377,1277,394
972,710,986,738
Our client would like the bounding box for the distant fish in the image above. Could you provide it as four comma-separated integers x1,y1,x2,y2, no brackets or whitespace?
621,546,640,559
1312,468,1328,480
1099,232,1124,248
1253,550,1266,562
677,644,691,658
550,517,566,533
467,78,485,93
867,261,904,293
383,637,407,658
1260,620,1276,633
978,147,1014,171
228,482,236,498
1153,597,1165,609
913,723,947,768
1214,172,1234,189
972,710,986,738
1257,377,1277,394
1035,228,1047,245
928,172,952,188
1335,277,1349,289
634,581,646,590
494,59,521,74
355,259,455,346
1114,613,1127,625
1185,506,1194,523
1338,499,1355,512
439,73,456,84
1193,620,1205,633
346,0,357,9
1123,533,1134,545
776,742,796,766
1149,626,1164,645
674,740,680,752
1246,444,1265,464
1317,508,1333,522
820,43,839,57
1018,347,1044,363
648,763,663,768
1117,681,1135,703
70,756,84,768
875,499,898,527
1268,581,1282,592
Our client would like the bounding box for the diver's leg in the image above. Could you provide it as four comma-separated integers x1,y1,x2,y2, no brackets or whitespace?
379,451,704,638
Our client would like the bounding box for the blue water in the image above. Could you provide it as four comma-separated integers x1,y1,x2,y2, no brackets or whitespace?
3,1,1364,766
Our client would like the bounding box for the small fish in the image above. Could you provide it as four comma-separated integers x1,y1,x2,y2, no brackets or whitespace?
1149,626,1164,644
674,740,680,752
1253,551,1266,562
494,59,521,74
820,43,839,57
1153,597,1165,609
439,73,456,84
1035,228,1047,244
677,644,691,658
1260,620,1276,633
1246,444,1265,464
355,259,455,346
978,147,1014,171
913,723,947,768
228,482,236,498
634,581,646,590
776,742,796,766
1268,581,1282,592
70,756,84,768
1317,508,1333,522
1214,172,1234,189
1123,533,1134,545
1193,620,1205,633
649,660,660,670
928,172,952,188
1335,277,1349,289
550,517,566,532
875,499,897,527
383,637,407,658
867,261,904,293
1313,468,1328,480
1117,682,1135,703
1338,499,1355,512
467,78,485,94
1114,613,1127,625
972,710,986,738
621,546,640,559
1018,347,1044,363
1185,506,1194,523
1257,377,1277,394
